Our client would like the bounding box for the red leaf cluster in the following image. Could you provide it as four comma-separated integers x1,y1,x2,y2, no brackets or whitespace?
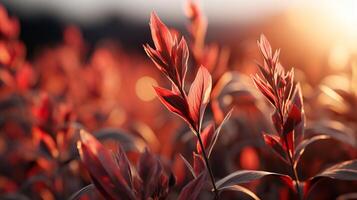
78,130,174,200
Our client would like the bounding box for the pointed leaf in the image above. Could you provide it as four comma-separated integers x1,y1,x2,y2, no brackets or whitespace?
78,130,135,200
283,104,301,136
177,172,207,200
137,148,167,198
113,145,133,188
187,66,212,128
258,34,272,60
174,37,189,86
252,75,276,106
292,84,305,143
207,109,233,157
196,123,215,154
180,154,196,178
68,184,95,200
216,170,291,189
154,86,192,125
262,133,288,162
219,185,261,200
193,153,205,176
293,135,331,168
312,159,357,181
149,12,174,58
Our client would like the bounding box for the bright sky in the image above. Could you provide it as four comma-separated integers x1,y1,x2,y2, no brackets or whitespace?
3,0,296,24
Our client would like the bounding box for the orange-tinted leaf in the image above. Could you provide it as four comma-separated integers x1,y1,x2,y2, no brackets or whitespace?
257,35,272,60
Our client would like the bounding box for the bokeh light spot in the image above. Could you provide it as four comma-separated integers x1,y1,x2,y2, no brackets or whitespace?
135,76,158,102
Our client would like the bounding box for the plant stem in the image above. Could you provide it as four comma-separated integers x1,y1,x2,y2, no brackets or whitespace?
283,136,302,200
196,130,219,199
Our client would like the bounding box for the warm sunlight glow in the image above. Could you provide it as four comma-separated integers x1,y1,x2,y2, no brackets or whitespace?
135,76,158,102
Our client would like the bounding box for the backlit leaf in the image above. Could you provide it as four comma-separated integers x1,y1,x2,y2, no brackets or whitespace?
187,66,212,129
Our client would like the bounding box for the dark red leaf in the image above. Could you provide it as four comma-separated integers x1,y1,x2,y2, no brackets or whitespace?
193,153,205,176
177,172,207,200
196,123,215,154
262,133,288,163
283,104,301,136
292,84,305,143
271,111,282,134
113,145,133,188
154,86,193,125
137,148,170,199
78,130,135,200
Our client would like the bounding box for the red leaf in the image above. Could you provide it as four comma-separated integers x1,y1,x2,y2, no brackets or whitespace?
173,37,189,86
177,172,207,200
113,145,133,188
193,153,205,176
187,66,212,129
137,148,168,199
283,104,301,136
196,123,215,154
292,84,305,143
32,127,58,159
78,130,135,200
143,44,169,74
149,12,174,59
283,130,295,157
154,86,193,125
262,133,288,163
252,75,276,106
